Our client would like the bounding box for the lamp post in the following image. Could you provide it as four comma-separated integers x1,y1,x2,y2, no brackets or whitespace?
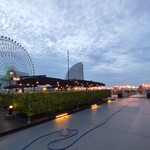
5,105,14,119
8,105,13,115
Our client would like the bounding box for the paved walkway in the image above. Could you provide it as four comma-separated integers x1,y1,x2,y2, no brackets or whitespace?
0,94,150,150
0,108,54,137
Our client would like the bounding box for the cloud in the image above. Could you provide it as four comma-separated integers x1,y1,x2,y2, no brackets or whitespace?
0,0,150,86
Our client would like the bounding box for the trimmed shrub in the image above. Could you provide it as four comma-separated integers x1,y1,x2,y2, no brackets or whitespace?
10,90,111,117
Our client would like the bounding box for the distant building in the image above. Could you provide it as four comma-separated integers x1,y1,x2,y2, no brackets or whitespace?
65,62,84,80
0,70,29,91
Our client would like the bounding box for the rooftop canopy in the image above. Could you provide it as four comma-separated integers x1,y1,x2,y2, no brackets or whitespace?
3,75,105,91
15,75,105,88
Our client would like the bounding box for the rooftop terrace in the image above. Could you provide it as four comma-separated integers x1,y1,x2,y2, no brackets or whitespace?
0,94,150,150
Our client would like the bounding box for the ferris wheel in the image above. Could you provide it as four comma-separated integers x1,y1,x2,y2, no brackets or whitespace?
0,36,35,87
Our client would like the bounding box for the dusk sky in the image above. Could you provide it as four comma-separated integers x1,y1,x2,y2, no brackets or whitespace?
0,0,150,86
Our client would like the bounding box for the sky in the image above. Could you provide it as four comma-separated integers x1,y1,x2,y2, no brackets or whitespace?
0,0,150,87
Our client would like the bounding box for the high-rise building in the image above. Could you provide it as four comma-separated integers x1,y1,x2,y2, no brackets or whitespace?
65,62,84,80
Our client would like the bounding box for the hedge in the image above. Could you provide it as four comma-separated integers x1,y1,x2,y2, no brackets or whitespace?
3,90,111,116
0,93,13,111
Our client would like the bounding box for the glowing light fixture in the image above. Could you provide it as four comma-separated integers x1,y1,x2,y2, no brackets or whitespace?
74,87,78,90
43,87,47,91
18,89,22,93
9,105,13,109
8,105,13,115
91,104,99,109
9,72,14,75
107,100,112,103
13,77,20,81
56,113,68,119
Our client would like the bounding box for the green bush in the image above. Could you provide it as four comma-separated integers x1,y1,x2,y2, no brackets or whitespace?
10,90,111,117
0,93,13,110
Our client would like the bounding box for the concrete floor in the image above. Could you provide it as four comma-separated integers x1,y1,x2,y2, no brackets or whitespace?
0,94,150,150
